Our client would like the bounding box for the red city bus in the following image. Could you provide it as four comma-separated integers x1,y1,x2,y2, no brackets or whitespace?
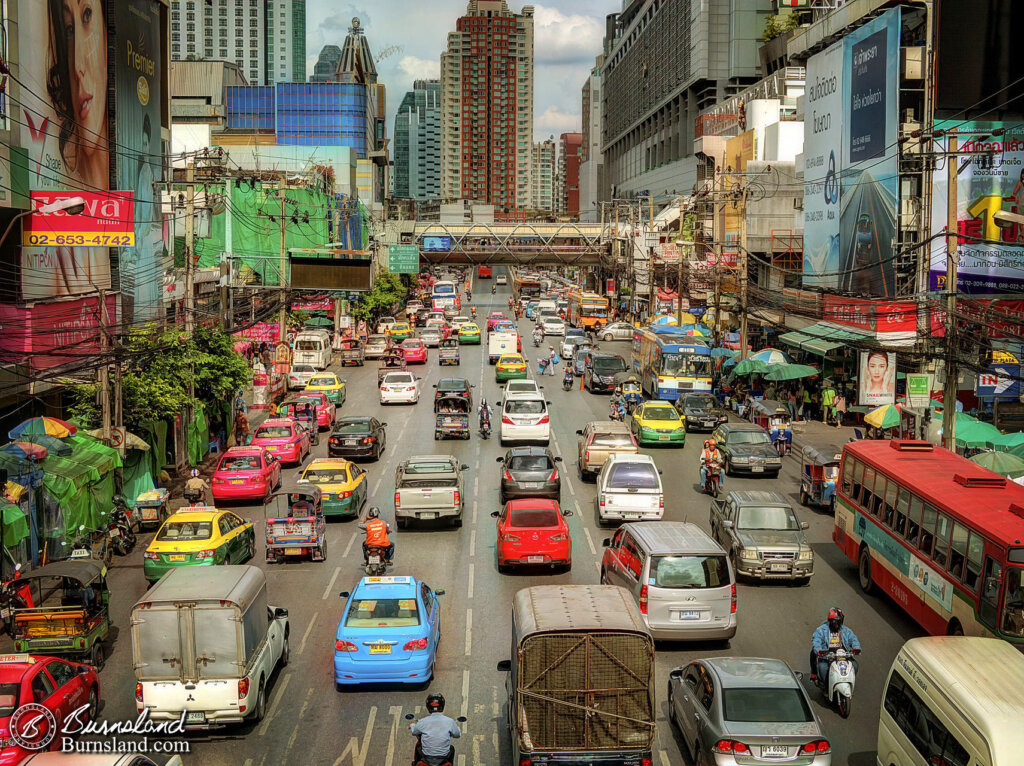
477,265,493,279
835,439,1024,647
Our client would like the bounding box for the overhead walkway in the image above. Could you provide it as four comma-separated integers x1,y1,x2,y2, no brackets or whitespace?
412,222,612,266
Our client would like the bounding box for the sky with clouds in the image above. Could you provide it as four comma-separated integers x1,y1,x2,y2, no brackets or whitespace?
304,0,623,142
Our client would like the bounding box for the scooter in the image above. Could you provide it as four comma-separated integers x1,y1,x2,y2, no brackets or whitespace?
562,371,575,391
405,713,467,766
108,506,137,556
702,462,722,498
364,545,391,577
814,648,858,718
183,487,205,506
532,333,543,348
609,402,626,422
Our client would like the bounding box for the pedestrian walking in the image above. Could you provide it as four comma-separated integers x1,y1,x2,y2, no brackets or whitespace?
787,388,798,419
821,382,837,425
834,390,847,428
547,347,559,376
234,409,250,447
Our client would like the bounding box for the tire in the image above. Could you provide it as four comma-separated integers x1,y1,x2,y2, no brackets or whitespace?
603,334,612,342
599,567,607,585
396,517,408,530
800,487,808,506
452,515,463,529
246,535,256,562
947,619,964,636
281,629,290,667
724,458,733,476
86,686,99,722
858,545,874,594
251,678,267,723
837,693,852,719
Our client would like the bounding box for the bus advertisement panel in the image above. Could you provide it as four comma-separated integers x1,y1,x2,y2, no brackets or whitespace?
567,291,609,329
632,329,712,400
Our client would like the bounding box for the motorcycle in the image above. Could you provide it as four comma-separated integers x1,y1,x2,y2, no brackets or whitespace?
183,487,205,506
532,333,542,348
479,415,492,440
702,461,722,498
609,401,626,422
364,545,391,577
562,371,575,391
465,291,472,303
405,713,467,766
814,648,858,718
108,506,137,556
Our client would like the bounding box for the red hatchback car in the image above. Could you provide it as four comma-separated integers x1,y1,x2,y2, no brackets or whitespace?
0,653,99,763
492,499,573,573
400,338,428,364
250,418,310,466
211,447,283,502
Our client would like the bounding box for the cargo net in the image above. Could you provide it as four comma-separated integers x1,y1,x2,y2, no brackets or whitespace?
519,632,654,750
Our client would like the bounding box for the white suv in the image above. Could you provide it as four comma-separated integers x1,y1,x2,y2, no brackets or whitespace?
499,395,551,446
596,454,664,526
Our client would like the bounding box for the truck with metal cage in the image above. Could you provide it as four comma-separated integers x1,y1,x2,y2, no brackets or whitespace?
496,584,655,765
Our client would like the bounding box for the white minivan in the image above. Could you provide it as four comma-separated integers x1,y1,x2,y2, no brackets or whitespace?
596,454,664,525
292,330,332,369
500,395,551,445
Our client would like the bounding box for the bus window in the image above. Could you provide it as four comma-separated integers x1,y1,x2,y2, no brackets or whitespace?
919,504,937,557
904,493,922,546
893,487,909,536
980,557,1003,628
933,513,953,570
963,532,983,593
851,460,864,503
1002,567,1024,636
948,523,968,581
883,480,898,528
862,466,877,512
840,457,853,496
882,671,971,766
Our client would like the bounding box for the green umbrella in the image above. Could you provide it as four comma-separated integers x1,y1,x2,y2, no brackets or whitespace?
711,348,736,358
987,432,1024,451
733,358,768,376
763,363,819,382
304,317,334,327
955,419,1002,449
969,450,1024,479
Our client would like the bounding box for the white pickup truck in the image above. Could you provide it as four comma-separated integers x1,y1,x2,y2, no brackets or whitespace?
394,455,469,529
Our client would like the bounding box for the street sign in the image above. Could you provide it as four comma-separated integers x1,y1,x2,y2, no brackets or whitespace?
977,365,1020,400
905,373,932,408
388,245,420,274
606,279,615,296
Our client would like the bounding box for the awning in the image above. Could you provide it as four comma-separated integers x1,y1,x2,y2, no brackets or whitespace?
779,323,871,355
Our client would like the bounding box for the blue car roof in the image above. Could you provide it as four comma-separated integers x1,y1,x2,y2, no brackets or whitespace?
352,575,418,600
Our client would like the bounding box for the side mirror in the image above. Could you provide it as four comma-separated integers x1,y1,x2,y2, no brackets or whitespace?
602,537,611,547
457,716,467,723
669,667,683,679
405,713,414,720
432,383,437,388
496,457,504,463
800,521,810,530
496,659,512,672
274,607,288,618
490,511,500,518
658,469,663,475
554,456,564,463
461,464,470,470
546,401,552,406
722,520,734,529
381,423,388,427
435,589,445,596
339,591,350,599
575,429,583,435
562,508,574,517
77,664,91,675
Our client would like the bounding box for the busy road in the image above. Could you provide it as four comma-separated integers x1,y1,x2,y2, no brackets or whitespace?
95,276,923,766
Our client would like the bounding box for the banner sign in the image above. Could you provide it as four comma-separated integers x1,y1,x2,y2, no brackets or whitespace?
388,245,420,274
906,373,933,407
234,322,281,343
23,191,135,247
858,350,897,406
422,236,452,252
976,364,1020,400
0,293,120,371
291,297,334,311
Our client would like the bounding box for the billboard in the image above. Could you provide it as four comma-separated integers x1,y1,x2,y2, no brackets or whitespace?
858,350,897,407
0,293,119,371
114,1,165,322
804,8,900,296
422,236,452,252
930,121,1024,294
23,191,134,247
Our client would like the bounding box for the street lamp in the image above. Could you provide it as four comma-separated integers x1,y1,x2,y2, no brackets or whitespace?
993,210,1024,228
0,195,87,250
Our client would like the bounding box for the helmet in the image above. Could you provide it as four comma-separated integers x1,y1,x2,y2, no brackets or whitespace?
426,693,446,713
708,439,717,448
191,469,200,478
367,506,381,519
827,607,844,633
480,398,488,407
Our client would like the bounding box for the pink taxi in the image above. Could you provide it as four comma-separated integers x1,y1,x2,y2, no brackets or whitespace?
211,447,283,502
400,338,428,364
298,389,337,429
250,418,311,466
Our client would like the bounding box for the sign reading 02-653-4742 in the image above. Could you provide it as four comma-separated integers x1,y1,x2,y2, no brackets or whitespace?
23,191,136,247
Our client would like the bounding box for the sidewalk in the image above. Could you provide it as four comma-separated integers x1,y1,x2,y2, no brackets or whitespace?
789,416,857,455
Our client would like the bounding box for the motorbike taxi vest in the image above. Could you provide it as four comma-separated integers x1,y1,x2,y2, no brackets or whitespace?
364,519,391,547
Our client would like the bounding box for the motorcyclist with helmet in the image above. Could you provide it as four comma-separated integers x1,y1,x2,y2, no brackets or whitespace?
810,607,861,684
699,439,724,489
358,507,394,565
410,693,461,766
184,469,210,505
477,398,493,434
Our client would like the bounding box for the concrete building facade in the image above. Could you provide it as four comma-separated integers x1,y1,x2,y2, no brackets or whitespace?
531,140,556,212
579,57,604,222
440,1,535,210
310,45,342,82
557,133,583,217
394,81,442,200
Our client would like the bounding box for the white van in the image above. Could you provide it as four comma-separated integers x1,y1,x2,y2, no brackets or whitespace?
877,637,1024,766
292,330,332,369
489,331,518,364
596,454,664,525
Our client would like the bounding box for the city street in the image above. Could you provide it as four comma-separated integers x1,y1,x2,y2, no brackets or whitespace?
94,282,923,766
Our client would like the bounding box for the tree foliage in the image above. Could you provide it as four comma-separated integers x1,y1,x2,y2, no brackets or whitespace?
349,272,408,323
762,13,800,42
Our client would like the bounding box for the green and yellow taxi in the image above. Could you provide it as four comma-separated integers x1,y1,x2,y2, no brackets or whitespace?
496,353,528,382
629,401,687,446
143,506,255,583
457,322,482,344
298,458,368,518
388,322,413,342
305,372,347,405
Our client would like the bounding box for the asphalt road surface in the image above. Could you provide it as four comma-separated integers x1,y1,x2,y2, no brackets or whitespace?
95,276,923,766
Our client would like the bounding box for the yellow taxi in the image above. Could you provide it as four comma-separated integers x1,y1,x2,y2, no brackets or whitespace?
143,506,255,583
496,353,528,382
629,401,687,446
388,322,413,341
304,372,347,405
457,322,482,345
298,458,368,518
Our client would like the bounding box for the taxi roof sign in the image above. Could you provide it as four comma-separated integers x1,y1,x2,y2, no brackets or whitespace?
0,654,34,663
363,576,412,584
176,506,218,514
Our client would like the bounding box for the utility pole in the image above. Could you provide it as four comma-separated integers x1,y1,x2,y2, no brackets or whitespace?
184,162,196,336
676,206,686,326
738,182,750,361
279,188,288,343
97,287,111,444
942,129,959,450
219,254,229,330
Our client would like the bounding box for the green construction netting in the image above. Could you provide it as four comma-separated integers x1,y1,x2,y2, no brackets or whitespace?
122,449,156,509
139,419,169,476
0,502,29,547
358,202,371,249
187,402,211,468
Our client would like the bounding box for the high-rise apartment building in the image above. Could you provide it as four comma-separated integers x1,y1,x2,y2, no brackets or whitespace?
170,0,305,86
310,45,342,82
394,81,442,200
557,133,582,217
440,1,534,210
530,139,556,212
579,56,604,222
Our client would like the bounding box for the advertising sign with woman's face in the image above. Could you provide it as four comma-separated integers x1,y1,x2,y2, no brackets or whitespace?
859,350,897,406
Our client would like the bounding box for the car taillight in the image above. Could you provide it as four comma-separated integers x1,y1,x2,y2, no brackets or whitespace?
335,640,358,652
638,584,648,614
584,450,590,462
642,759,652,766
503,469,514,481
802,740,831,754
135,682,143,702
454,491,461,505
329,437,340,445
550,533,568,542
213,477,225,484
499,533,520,542
548,468,559,481
143,551,159,560
713,740,750,755
659,496,664,508
194,549,216,560
731,583,737,614
537,415,549,425
238,677,250,699
338,491,353,499
519,760,532,766
599,496,605,506
394,492,401,508
404,638,429,651
502,416,515,425
362,436,376,444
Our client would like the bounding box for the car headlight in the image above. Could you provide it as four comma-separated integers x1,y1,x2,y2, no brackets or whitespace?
767,457,782,465
733,456,750,464
739,548,759,561
798,549,814,561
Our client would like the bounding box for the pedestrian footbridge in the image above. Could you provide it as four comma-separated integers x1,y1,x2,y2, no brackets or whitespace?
412,222,611,266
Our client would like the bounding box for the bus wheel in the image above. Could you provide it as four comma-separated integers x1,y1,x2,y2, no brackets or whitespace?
946,619,964,636
858,546,874,595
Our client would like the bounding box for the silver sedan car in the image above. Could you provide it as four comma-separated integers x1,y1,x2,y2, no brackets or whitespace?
598,321,635,342
668,657,831,765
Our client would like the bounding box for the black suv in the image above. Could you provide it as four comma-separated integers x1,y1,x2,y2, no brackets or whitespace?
677,392,729,432
711,423,783,477
584,353,628,393
433,378,474,408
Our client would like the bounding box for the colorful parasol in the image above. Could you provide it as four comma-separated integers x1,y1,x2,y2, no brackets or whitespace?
763,363,820,382
8,417,77,440
865,403,903,430
749,348,795,365
0,442,49,460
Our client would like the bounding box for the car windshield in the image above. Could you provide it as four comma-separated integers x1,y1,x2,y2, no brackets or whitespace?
367,337,387,345
736,506,800,531
157,520,213,541
509,455,552,471
506,382,537,393
728,431,771,445
219,455,259,471
295,340,323,351
384,374,414,384
662,352,712,377
643,407,678,422
722,688,812,723
291,365,315,373
651,555,729,588
303,469,348,483
506,400,545,415
401,341,421,348
308,377,335,387
500,357,523,365
593,356,627,373
333,422,370,434
255,426,292,438
565,330,585,338
438,381,469,391
607,463,658,489
345,597,420,628
591,432,633,448
685,395,718,409
508,508,559,527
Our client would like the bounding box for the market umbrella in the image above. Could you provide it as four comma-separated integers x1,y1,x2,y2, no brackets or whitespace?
733,358,768,376
955,419,1002,449
649,314,678,326
0,442,49,461
11,433,72,456
865,403,903,430
969,450,1024,479
986,432,1024,451
749,348,794,365
8,417,77,440
763,363,819,382
304,317,334,328
711,348,737,358
84,428,151,452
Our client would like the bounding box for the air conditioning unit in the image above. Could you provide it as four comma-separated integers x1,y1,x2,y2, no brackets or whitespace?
902,47,925,81
900,121,923,156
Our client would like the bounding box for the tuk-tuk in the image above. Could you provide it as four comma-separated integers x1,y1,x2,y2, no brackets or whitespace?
339,338,365,367
134,487,171,529
278,398,321,446
613,372,643,412
438,337,461,366
434,395,471,440
749,399,792,455
11,554,110,667
265,486,326,563
378,351,408,383
800,443,842,511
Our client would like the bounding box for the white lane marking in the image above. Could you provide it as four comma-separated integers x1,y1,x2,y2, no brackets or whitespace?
332,705,377,766
464,607,473,655
322,566,342,600
467,563,475,599
343,532,357,558
659,749,671,766
298,612,319,655
384,705,403,766
460,668,470,718
469,528,476,557
473,476,479,495
372,475,383,495
284,688,313,756
472,500,478,525
567,478,577,498
583,526,597,556
257,672,291,736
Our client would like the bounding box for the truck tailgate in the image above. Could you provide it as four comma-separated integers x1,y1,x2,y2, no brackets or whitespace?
397,482,457,510
141,678,239,722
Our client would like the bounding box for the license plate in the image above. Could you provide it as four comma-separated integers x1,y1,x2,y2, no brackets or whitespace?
751,465,764,473
420,512,437,520
623,513,640,520
186,711,206,724
346,440,358,445
761,745,788,758
527,555,545,563
109,528,120,538
231,479,245,485
659,435,670,441
368,555,381,565
284,547,303,555
678,610,701,620
169,554,186,562
770,563,790,572
369,644,391,655
524,482,543,489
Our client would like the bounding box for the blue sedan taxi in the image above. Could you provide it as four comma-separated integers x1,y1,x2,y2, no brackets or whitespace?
334,576,444,687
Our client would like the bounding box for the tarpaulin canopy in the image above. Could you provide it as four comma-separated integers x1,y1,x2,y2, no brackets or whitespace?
0,502,30,547
778,323,872,355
